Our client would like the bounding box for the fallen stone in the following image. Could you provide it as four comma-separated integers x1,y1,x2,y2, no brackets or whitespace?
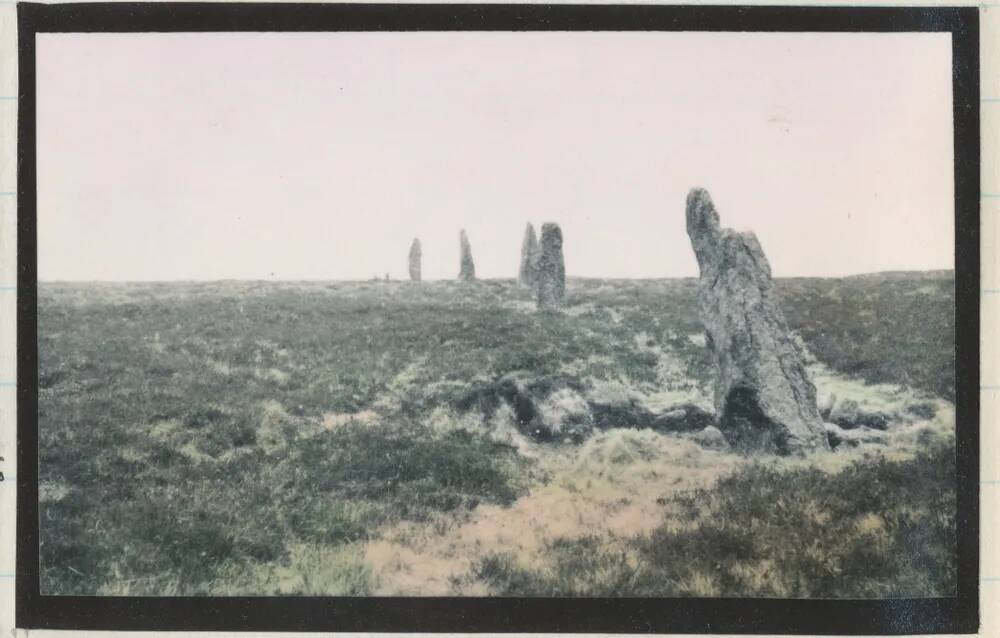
829,399,891,430
686,187,829,455
825,422,888,450
650,403,715,433
685,425,729,450
588,399,654,429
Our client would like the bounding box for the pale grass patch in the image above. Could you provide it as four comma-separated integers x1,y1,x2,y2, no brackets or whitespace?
119,445,152,464
206,359,233,376
362,429,741,595
147,337,166,355
225,543,375,595
810,360,947,418
855,513,886,535
630,332,712,411
39,481,71,503
424,406,488,438
372,358,427,412
558,354,617,377
584,377,645,407
149,418,184,443
177,441,215,464
679,570,719,597
562,302,599,317
731,560,786,596
256,399,298,451
322,409,379,431
253,367,290,386
807,359,955,459
687,333,707,347
499,299,536,314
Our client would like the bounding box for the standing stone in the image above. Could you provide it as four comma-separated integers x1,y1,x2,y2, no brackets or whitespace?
408,238,422,282
685,188,829,455
519,223,540,286
536,223,565,309
458,229,476,282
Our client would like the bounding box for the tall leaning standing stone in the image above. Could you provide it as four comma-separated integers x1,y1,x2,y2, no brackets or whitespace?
458,229,476,282
519,223,540,286
685,188,829,455
536,222,565,309
408,238,422,282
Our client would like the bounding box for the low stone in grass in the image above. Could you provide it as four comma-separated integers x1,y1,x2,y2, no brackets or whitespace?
825,422,889,450
828,399,891,430
650,403,716,433
685,425,729,450
457,372,594,442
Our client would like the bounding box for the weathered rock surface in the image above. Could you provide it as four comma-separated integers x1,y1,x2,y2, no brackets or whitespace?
828,398,891,430
686,188,829,455
650,403,716,433
457,372,593,442
408,238,422,282
536,223,565,309
825,422,888,450
458,229,476,282
684,426,729,450
519,223,540,287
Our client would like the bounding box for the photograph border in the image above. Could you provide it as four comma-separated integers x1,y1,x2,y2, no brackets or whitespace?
15,2,981,633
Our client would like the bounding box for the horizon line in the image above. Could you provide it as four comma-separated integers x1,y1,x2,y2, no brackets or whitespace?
36,268,956,285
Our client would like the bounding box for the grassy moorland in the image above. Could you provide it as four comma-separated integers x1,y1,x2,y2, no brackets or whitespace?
37,273,955,596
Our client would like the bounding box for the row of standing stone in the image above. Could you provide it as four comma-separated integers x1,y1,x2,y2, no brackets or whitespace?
406,223,566,309
402,188,830,455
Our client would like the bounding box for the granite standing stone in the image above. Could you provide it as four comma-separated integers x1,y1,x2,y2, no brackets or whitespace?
458,229,476,282
536,223,565,309
409,238,422,282
686,188,829,454
519,223,540,287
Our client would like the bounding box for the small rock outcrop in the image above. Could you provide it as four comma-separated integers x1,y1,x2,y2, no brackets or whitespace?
824,422,888,450
828,398,891,430
519,223,540,286
685,425,729,450
686,188,829,455
458,229,476,282
408,238,422,282
650,403,716,433
536,222,565,309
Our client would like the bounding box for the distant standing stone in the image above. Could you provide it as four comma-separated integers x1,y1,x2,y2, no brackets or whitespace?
409,238,422,282
536,222,565,309
686,188,829,455
458,229,476,282
519,223,540,287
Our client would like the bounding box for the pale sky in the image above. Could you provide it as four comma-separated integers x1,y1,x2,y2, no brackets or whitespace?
36,31,954,281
